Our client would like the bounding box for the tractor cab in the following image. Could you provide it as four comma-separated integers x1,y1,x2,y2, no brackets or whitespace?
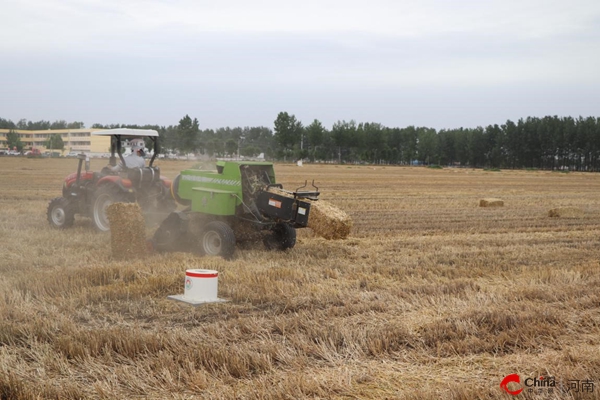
92,128,160,168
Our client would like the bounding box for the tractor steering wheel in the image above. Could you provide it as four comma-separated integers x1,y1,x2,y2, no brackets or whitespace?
101,166,115,176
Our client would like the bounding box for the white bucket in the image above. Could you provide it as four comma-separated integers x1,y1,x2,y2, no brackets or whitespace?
168,268,226,306
184,269,218,301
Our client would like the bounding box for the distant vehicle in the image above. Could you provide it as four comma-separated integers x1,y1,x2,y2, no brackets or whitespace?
66,151,81,158
26,149,42,158
8,150,21,156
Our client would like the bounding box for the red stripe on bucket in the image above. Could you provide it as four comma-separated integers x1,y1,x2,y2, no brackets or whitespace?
186,271,218,278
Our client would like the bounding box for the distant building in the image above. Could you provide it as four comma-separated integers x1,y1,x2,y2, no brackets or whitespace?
0,128,110,154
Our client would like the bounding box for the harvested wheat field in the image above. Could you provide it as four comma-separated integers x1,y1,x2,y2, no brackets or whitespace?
2,159,600,399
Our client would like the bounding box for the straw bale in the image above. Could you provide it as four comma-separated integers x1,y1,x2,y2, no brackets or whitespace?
307,200,353,240
548,207,583,218
479,198,504,207
266,187,294,198
265,187,352,240
106,202,148,260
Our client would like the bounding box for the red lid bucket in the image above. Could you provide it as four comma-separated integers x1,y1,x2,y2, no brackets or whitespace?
184,269,219,301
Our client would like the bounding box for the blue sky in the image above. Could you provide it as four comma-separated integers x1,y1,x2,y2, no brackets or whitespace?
2,0,599,130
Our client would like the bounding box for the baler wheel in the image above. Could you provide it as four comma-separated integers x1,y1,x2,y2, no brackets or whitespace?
199,221,236,259
264,223,296,251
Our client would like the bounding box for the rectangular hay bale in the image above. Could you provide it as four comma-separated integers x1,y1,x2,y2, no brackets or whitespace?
548,207,584,218
106,202,148,260
307,199,353,240
266,187,352,240
479,198,504,207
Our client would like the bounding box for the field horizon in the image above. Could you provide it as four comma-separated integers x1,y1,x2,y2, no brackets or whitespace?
1,158,600,399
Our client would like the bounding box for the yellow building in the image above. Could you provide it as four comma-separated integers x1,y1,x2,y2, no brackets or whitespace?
0,128,110,155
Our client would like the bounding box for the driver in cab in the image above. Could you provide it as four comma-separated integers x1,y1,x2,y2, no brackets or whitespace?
108,138,146,172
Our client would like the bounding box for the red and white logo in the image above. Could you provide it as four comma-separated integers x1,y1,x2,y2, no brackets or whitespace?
500,374,523,396
500,374,556,395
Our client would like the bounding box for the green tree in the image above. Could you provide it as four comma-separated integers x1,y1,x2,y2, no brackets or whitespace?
225,139,238,157
274,112,302,158
361,122,385,163
484,124,504,168
468,127,486,167
241,145,260,157
417,128,438,164
176,115,199,155
45,134,65,151
50,120,68,129
306,119,325,150
437,129,456,165
400,126,418,164
206,139,224,157
502,120,519,168
6,129,23,151
67,121,85,129
0,118,16,129
331,120,357,163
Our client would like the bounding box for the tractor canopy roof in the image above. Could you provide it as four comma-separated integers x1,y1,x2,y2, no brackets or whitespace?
92,128,159,137
216,160,273,168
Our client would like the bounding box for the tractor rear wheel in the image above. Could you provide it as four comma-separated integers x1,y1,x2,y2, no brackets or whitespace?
47,197,75,229
263,223,296,251
92,186,129,232
199,221,236,259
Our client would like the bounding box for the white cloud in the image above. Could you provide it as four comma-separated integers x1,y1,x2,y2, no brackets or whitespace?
4,0,600,51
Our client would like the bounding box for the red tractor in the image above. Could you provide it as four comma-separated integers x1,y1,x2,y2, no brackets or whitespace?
47,128,175,232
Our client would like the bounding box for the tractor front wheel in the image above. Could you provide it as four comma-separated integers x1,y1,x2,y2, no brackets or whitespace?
47,197,75,229
92,186,129,232
264,223,296,251
199,221,236,259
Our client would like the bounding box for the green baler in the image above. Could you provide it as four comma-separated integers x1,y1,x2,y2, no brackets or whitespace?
153,161,319,259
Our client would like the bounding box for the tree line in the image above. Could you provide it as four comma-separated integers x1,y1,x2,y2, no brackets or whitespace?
0,118,85,130
2,114,600,171
273,113,600,171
